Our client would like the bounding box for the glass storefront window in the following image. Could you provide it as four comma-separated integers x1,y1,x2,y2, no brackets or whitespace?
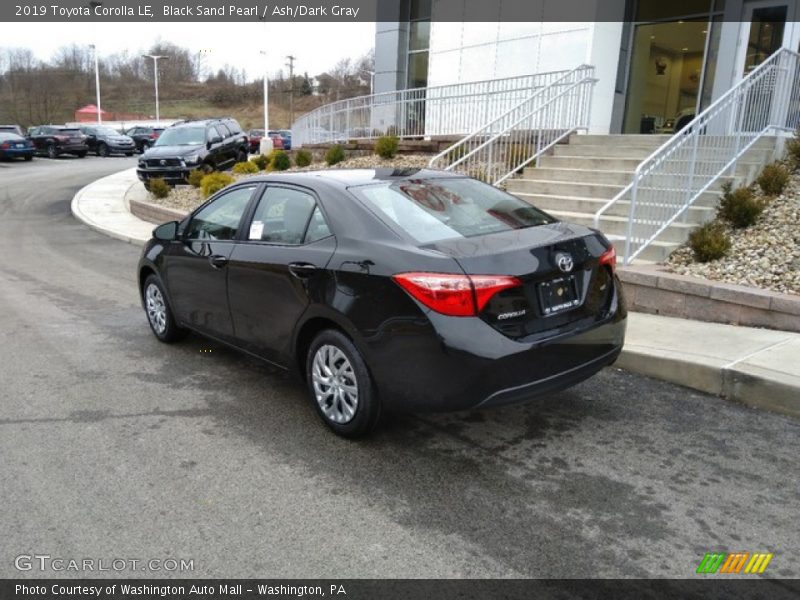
743,6,787,74
409,20,430,52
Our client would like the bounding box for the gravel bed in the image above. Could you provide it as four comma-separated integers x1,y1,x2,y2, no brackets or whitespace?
666,172,800,295
146,154,434,213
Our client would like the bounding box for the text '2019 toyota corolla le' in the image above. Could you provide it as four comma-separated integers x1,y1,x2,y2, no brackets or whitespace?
138,169,626,437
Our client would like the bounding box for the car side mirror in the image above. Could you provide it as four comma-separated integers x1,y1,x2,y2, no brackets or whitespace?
153,220,178,241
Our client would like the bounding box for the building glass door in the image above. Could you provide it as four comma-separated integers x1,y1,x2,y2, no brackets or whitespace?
736,1,789,76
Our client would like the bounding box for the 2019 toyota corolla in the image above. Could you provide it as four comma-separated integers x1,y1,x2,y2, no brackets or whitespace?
138,169,626,437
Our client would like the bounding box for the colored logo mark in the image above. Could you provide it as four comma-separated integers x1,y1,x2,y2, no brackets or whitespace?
696,552,773,574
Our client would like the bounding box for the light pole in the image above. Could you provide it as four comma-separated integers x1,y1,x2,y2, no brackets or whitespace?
361,69,375,95
260,49,270,154
89,44,101,124
142,54,169,124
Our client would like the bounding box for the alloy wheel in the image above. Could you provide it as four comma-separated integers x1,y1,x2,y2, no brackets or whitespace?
311,344,359,424
145,283,167,335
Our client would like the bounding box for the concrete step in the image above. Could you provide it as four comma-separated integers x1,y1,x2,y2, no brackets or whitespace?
607,235,678,263
549,210,696,244
538,155,644,171
553,144,776,161
568,134,672,148
505,178,624,199
513,192,716,223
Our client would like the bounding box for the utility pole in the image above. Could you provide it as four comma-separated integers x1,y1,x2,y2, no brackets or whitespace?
285,55,296,127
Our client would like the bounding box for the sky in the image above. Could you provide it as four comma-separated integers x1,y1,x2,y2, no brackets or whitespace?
0,22,376,80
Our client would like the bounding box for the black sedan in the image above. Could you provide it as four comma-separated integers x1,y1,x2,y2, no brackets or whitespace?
137,170,626,437
0,132,34,161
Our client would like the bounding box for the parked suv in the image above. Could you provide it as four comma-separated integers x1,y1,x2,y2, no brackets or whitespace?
137,118,248,187
79,125,136,156
28,126,88,158
125,126,164,153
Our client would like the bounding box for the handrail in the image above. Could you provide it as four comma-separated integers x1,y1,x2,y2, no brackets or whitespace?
428,65,596,185
290,68,580,146
595,47,800,264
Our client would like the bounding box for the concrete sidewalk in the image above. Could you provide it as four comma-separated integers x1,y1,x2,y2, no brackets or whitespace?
71,167,800,419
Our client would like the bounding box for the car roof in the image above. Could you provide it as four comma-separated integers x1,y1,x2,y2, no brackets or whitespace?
245,168,462,187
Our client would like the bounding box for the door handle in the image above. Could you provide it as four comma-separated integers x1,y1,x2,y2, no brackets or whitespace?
288,262,318,278
209,255,229,269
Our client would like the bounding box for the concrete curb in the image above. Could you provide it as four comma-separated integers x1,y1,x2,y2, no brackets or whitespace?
70,168,151,246
70,169,800,420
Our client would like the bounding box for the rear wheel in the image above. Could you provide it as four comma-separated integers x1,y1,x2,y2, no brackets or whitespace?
306,329,381,438
125,152,134,157
24,155,33,162
143,275,187,343
97,143,109,157
46,143,58,159
235,149,248,163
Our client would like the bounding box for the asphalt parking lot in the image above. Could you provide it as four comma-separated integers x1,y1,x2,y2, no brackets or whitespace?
0,156,799,579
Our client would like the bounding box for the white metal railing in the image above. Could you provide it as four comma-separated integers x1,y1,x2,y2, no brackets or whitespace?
595,48,800,265
291,69,580,146
428,65,596,185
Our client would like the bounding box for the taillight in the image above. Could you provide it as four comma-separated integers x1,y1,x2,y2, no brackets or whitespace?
392,272,521,317
0,142,9,149
150,133,158,139
599,246,616,273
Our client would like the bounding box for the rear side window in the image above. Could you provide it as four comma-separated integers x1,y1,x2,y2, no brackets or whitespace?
353,178,555,244
248,187,324,245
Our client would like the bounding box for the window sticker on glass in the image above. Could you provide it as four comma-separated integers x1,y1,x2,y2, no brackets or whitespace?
249,220,265,240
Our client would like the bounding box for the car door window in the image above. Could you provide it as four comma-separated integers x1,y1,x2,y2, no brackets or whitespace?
184,186,255,241
248,187,319,245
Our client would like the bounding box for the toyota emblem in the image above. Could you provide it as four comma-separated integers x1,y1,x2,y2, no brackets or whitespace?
555,252,574,273
159,159,166,166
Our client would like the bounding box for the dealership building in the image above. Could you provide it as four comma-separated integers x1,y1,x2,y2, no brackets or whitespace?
373,0,800,134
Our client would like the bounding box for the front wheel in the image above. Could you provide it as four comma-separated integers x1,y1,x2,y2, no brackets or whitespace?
97,143,109,157
306,329,381,438
46,144,58,159
143,275,187,343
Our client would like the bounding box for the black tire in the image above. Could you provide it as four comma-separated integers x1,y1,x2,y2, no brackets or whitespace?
125,152,134,157
142,275,187,343
46,143,58,159
24,155,33,162
76,151,87,158
305,329,381,438
97,143,109,157
200,162,214,174
235,149,248,163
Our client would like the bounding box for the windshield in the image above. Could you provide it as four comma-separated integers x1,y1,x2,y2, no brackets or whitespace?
250,129,265,136
95,127,122,136
353,178,556,244
155,126,205,146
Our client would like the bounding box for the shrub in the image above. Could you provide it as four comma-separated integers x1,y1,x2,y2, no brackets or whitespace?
187,169,204,188
325,144,345,166
295,149,312,167
200,172,234,198
148,178,170,199
375,135,399,159
756,162,790,196
232,160,259,175
251,154,270,170
786,129,800,169
271,149,291,171
717,183,764,228
688,223,731,263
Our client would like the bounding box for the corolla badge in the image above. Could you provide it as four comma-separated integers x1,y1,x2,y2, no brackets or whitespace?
555,252,574,273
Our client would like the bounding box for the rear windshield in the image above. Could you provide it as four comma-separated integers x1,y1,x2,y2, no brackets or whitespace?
353,178,556,244
0,132,23,141
250,129,265,136
58,128,82,134
155,126,205,146
95,127,121,136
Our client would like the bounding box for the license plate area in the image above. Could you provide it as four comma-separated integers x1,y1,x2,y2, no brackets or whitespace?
537,275,580,316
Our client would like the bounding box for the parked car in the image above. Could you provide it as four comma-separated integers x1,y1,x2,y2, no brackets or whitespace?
28,126,88,158
267,130,284,150
79,125,136,157
0,132,34,161
248,128,264,154
136,118,248,187
0,124,26,136
124,126,164,153
137,169,626,437
278,129,292,150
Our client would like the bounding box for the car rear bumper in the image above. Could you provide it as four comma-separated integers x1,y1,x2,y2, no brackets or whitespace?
53,144,87,154
365,280,627,413
0,148,33,158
